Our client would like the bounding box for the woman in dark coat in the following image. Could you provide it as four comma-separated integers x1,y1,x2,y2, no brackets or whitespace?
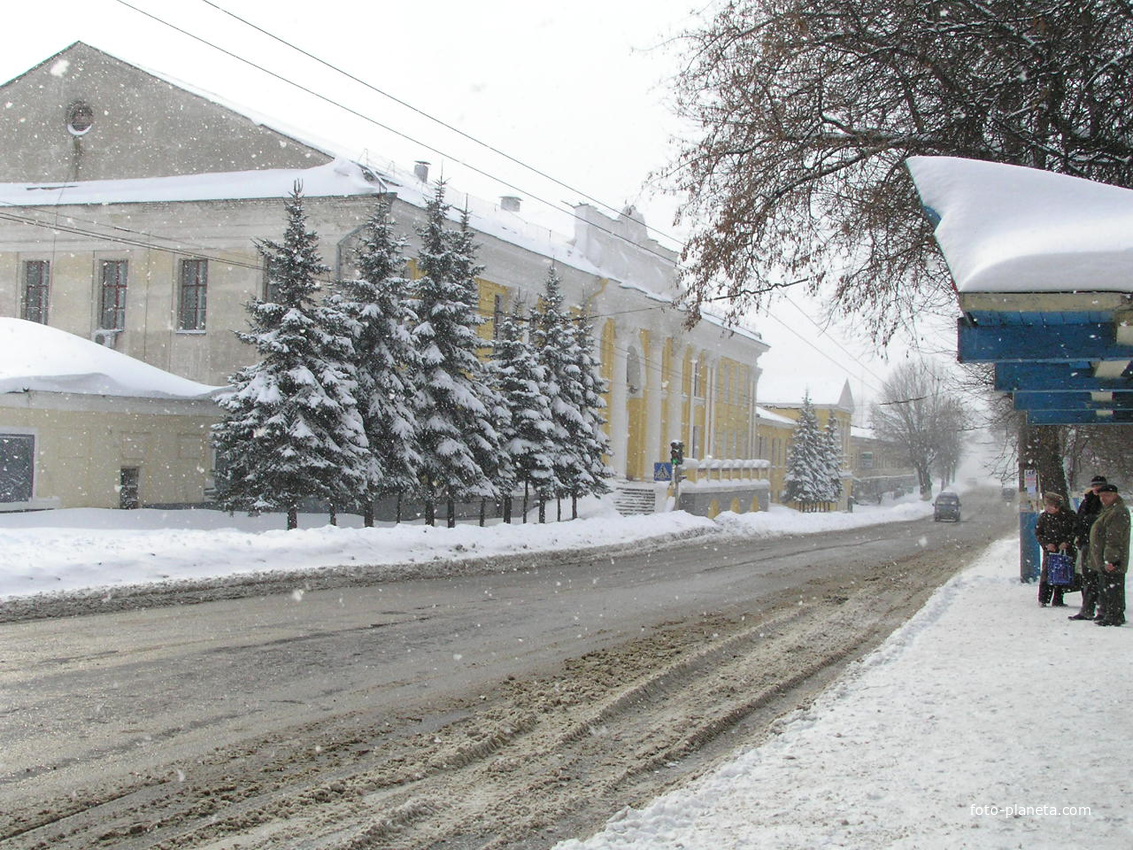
1035,492,1076,607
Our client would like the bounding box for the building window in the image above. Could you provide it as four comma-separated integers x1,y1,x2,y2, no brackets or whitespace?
493,293,504,340
861,451,875,470
99,260,128,330
120,467,141,510
0,433,35,503
22,260,50,324
178,259,208,331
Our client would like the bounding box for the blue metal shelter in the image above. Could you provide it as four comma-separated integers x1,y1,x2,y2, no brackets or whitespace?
908,156,1133,581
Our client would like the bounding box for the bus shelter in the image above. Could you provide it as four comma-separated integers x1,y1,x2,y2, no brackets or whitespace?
908,156,1133,579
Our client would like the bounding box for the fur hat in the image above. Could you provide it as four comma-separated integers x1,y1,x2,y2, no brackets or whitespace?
1090,475,1108,486
1043,492,1064,506
1097,483,1119,493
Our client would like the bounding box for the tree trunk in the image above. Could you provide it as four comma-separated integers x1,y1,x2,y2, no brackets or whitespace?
915,464,933,499
1021,422,1068,501
447,499,456,529
287,507,298,530
364,500,374,528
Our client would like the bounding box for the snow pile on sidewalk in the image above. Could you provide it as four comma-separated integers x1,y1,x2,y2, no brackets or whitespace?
0,497,931,600
556,537,1131,850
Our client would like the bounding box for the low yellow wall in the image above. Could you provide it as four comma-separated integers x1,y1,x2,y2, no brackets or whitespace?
1,393,218,509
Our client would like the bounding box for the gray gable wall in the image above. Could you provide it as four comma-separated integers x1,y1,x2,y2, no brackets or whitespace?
0,42,333,183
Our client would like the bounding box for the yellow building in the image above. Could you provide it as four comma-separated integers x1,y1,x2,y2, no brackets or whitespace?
759,379,855,509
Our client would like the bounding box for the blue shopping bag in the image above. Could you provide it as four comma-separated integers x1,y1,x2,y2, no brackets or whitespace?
1047,552,1074,586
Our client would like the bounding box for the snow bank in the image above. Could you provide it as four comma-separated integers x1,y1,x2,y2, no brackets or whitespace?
0,496,931,600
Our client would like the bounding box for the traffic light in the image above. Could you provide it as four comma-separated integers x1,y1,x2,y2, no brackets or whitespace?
670,440,684,466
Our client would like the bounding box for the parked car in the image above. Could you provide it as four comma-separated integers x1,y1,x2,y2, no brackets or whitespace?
933,491,961,522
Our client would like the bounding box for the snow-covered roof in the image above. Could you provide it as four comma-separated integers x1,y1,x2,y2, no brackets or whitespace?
758,376,853,410
0,159,385,206
755,406,796,426
0,318,221,399
906,156,1133,294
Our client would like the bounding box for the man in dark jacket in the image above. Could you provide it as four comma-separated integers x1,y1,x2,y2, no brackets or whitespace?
1035,492,1077,607
1089,484,1129,627
1070,475,1107,620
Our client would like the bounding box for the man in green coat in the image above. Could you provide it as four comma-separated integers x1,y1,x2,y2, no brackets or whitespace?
1089,484,1129,627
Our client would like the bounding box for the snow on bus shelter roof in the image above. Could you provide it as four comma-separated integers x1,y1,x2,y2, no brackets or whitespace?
907,156,1133,426
906,155,1133,295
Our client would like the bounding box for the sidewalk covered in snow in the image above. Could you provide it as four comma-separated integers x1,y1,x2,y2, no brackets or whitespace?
557,538,1132,849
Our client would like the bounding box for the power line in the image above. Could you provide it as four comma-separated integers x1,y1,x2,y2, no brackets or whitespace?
38,4,887,387
763,311,886,398
107,0,686,271
780,294,891,386
195,0,686,252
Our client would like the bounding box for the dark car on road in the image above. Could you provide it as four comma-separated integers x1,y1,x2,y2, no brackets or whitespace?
933,491,961,522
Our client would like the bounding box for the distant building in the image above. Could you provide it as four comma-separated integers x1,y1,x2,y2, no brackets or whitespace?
759,379,855,509
848,427,918,504
0,42,772,512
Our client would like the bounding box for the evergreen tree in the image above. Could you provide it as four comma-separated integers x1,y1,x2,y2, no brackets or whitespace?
410,183,506,526
784,394,827,510
328,199,421,526
531,265,581,507
568,310,613,512
493,304,557,521
821,419,844,504
212,183,370,529
455,206,512,517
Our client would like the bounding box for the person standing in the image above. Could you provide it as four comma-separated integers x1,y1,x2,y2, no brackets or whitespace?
1035,492,1076,607
1069,475,1107,621
1089,483,1129,627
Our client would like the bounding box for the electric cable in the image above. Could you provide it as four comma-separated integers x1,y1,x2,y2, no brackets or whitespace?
195,0,686,252
107,0,686,269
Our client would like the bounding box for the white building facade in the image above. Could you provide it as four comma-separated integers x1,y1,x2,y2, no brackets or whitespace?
0,43,771,509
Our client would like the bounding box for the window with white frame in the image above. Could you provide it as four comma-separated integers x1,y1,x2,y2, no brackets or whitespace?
99,259,128,330
178,258,208,331
22,260,50,324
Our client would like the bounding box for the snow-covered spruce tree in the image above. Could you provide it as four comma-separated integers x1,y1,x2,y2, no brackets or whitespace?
212,183,370,530
493,304,557,522
328,200,421,526
454,205,512,521
531,265,581,513
783,394,827,512
821,418,844,505
410,183,507,527
561,309,613,519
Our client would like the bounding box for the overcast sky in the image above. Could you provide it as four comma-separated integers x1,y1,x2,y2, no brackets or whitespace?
0,0,945,418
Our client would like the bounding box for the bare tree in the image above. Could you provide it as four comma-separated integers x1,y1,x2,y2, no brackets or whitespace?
669,0,1133,341
871,360,969,498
